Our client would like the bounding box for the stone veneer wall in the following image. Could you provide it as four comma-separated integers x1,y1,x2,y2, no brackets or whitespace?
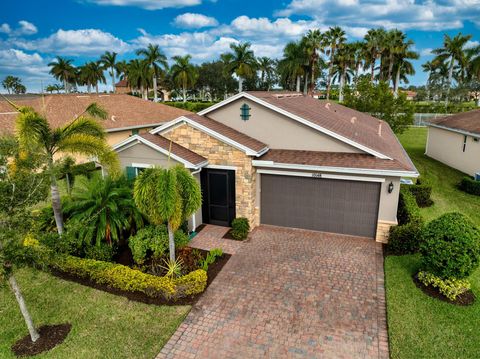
162,124,258,227
376,220,396,243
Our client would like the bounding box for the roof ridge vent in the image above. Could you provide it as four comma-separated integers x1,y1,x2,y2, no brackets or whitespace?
111,115,116,122
325,102,331,110
378,120,382,137
351,116,356,124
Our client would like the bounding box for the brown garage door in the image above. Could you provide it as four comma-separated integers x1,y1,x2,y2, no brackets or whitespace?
260,174,381,238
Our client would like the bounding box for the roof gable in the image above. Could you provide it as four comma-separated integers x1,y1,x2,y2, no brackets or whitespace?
428,109,480,137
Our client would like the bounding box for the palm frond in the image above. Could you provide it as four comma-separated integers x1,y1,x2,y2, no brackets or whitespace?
85,103,108,120
55,134,111,157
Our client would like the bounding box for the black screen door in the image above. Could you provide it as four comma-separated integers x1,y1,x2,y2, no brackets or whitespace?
201,169,235,226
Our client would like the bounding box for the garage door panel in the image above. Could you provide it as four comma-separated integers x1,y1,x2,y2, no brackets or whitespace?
260,174,380,238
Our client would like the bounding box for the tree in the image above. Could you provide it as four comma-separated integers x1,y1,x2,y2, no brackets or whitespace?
9,99,117,235
393,41,419,97
194,61,237,101
170,55,197,103
2,76,22,94
225,42,257,93
324,26,346,99
278,41,307,92
302,29,324,94
79,61,106,94
384,29,406,84
126,59,151,99
332,43,355,102
257,56,276,90
421,60,436,101
136,44,168,102
343,77,414,134
48,56,76,93
133,165,201,262
364,29,385,82
432,32,472,104
0,136,49,343
100,51,118,93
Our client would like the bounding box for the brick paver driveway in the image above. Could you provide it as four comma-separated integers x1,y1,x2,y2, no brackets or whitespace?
158,225,388,359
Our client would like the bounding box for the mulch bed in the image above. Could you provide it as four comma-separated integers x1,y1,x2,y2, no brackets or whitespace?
413,275,476,306
52,249,231,307
11,323,71,357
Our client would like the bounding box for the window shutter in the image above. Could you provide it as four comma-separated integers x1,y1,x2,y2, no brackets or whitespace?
126,166,137,180
240,103,251,121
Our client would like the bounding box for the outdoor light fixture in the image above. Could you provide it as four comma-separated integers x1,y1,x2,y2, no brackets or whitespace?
388,182,394,193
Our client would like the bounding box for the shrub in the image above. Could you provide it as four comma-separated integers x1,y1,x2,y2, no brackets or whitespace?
164,101,217,112
417,271,471,301
407,179,433,207
388,221,423,255
459,177,480,196
231,218,250,240
84,243,116,262
38,231,84,257
128,225,189,264
420,212,480,279
199,248,223,271
397,187,422,225
50,253,207,300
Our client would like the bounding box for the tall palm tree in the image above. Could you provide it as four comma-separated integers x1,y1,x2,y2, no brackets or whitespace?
278,41,307,92
10,100,115,235
126,59,151,99
302,29,324,95
226,42,257,93
48,56,76,93
384,29,406,84
116,60,128,81
422,60,436,101
467,45,480,106
393,42,419,97
134,165,201,262
257,56,276,90
136,44,168,102
432,32,472,104
100,51,118,93
324,26,346,99
363,29,385,82
79,62,106,94
333,43,356,102
170,55,197,103
350,41,365,85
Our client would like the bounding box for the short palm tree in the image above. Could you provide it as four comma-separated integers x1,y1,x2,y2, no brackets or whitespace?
170,55,197,102
226,42,257,93
301,29,324,94
134,165,201,261
324,26,346,99
65,175,143,245
127,59,152,99
100,51,118,93
48,56,76,93
136,44,168,102
11,101,116,235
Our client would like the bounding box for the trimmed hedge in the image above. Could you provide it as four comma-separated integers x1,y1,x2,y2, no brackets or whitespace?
164,101,217,112
397,187,422,225
413,102,477,114
407,179,433,207
50,254,207,300
459,177,480,196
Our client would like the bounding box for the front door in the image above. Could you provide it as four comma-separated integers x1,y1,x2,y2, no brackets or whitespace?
201,169,236,226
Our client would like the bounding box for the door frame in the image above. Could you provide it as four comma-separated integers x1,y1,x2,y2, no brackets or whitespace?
201,168,236,227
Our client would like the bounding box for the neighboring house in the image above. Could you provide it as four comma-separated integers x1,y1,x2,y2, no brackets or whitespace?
426,109,480,176
114,91,418,242
0,93,189,147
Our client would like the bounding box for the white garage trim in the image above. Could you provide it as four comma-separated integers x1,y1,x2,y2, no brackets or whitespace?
256,169,385,183
205,164,238,171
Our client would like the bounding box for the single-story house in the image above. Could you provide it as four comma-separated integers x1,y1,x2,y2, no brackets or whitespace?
426,109,480,176
0,93,188,146
114,91,418,242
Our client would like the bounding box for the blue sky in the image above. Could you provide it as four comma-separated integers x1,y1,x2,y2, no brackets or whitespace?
1,0,479,92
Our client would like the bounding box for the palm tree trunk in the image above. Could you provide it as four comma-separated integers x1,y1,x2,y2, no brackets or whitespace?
87,84,91,94
95,84,99,95
310,61,316,95
303,74,308,95
63,79,68,94
238,77,243,93
296,76,301,92
182,86,186,103
167,222,176,262
327,55,334,100
49,160,64,235
153,75,158,102
8,275,40,342
371,55,376,82
111,68,115,93
388,54,394,85
394,66,401,98
446,57,454,106
339,70,346,102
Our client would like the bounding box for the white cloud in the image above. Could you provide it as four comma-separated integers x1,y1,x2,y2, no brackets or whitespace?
173,13,218,28
420,48,433,56
82,0,201,10
16,29,130,55
17,20,38,35
228,16,315,38
0,23,11,34
466,40,479,49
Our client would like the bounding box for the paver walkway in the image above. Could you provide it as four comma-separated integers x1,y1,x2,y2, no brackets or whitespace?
158,225,389,359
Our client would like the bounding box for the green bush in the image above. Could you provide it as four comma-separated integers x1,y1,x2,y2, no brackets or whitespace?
459,177,480,196
420,212,480,279
50,254,207,300
128,225,189,264
412,102,477,114
84,243,116,262
417,271,471,301
388,221,423,255
397,187,422,225
407,179,433,207
199,248,223,271
231,218,250,240
164,101,217,112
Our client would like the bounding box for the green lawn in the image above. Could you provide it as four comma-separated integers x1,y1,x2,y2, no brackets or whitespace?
386,127,480,358
0,268,189,359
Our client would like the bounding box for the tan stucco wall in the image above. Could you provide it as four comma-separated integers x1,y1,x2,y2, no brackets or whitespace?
117,142,180,169
107,127,153,147
206,98,362,153
426,126,480,176
162,123,258,227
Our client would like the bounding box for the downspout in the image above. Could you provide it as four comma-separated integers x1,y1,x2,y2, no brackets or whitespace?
190,167,202,233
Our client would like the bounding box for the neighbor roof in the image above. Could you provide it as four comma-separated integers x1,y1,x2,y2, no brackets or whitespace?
428,109,480,137
199,91,416,173
0,93,190,135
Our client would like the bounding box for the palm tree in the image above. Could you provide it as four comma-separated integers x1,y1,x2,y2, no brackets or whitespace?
324,26,346,99
226,42,257,93
467,45,480,106
170,55,197,103
278,41,307,92
333,43,355,102
393,43,419,97
116,60,128,81
79,62,106,94
136,44,168,102
48,56,76,93
10,101,115,235
2,75,21,94
384,29,406,84
302,29,324,95
65,175,143,245
257,56,276,90
133,165,201,262
364,29,385,82
422,60,436,101
350,41,365,85
126,59,151,99
432,32,472,104
100,51,118,93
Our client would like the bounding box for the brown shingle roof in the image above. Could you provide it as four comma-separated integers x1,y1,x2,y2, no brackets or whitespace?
140,133,207,167
245,91,416,172
0,93,190,135
184,113,268,153
428,109,480,136
258,149,411,172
